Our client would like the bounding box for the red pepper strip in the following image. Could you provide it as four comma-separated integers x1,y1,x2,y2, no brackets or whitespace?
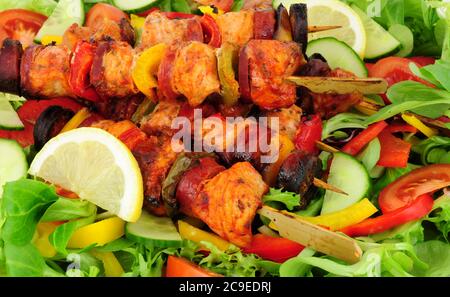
388,122,418,134
200,14,221,48
164,12,196,19
377,128,411,168
341,194,434,237
294,114,323,155
243,234,305,263
69,41,100,102
136,7,160,17
342,121,388,156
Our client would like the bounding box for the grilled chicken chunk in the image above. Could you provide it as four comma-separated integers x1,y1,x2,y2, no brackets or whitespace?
90,41,138,99
62,18,135,51
193,162,268,247
265,105,303,140
216,11,254,46
139,12,203,51
140,99,182,137
172,42,220,107
244,40,305,110
21,45,73,98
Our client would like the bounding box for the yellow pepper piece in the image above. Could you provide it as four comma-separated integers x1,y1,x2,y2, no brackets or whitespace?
60,107,91,133
178,220,231,251
269,198,377,231
262,134,295,186
401,113,438,138
91,251,124,277
33,222,58,258
68,217,125,249
41,35,63,45
132,43,167,98
130,14,146,30
198,5,224,19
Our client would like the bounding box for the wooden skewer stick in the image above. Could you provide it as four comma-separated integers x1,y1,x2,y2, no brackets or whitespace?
287,76,388,95
259,206,363,264
316,141,340,153
308,25,342,33
313,177,348,196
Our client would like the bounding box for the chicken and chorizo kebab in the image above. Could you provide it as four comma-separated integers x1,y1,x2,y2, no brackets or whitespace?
0,4,387,248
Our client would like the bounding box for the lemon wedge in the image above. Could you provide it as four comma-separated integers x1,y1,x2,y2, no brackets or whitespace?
29,127,143,222
274,0,367,58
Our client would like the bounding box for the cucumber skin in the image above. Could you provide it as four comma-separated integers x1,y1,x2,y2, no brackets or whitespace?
125,226,183,248
306,37,368,78
321,152,372,215
0,139,28,193
113,0,162,13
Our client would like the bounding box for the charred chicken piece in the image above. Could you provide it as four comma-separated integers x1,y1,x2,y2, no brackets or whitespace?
90,40,138,99
176,157,226,217
243,40,306,110
21,45,73,98
62,18,135,51
277,150,323,208
171,42,221,107
0,39,23,95
138,11,203,51
264,105,303,140
193,162,268,247
140,99,182,137
216,11,254,46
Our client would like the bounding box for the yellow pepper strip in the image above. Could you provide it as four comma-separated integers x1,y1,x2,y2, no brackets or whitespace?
132,43,167,98
401,113,438,138
262,134,295,186
33,222,58,258
60,107,91,133
67,217,125,249
130,14,146,30
178,220,231,251
91,251,124,277
198,5,224,19
41,35,63,45
269,198,377,231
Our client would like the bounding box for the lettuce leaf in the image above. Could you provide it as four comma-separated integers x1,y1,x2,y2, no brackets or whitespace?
262,188,301,211
412,240,450,276
0,0,57,16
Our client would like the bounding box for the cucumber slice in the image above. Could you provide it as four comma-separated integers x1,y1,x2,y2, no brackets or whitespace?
34,0,84,43
126,211,182,248
113,0,161,13
388,24,414,58
352,5,400,60
0,139,28,197
321,152,371,214
0,100,24,130
306,37,368,78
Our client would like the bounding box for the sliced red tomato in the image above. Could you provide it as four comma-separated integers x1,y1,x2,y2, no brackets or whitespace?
85,3,129,28
377,128,411,168
136,7,160,17
0,9,47,48
294,114,323,155
165,256,222,277
164,12,196,19
341,121,388,156
243,234,305,263
369,57,434,104
387,121,418,134
200,0,234,12
379,164,450,214
341,194,434,237
0,98,82,147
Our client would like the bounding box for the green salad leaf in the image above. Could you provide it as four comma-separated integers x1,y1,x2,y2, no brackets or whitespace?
357,137,381,173
413,240,450,276
41,198,96,222
413,135,450,165
262,188,301,211
0,0,57,16
322,113,368,140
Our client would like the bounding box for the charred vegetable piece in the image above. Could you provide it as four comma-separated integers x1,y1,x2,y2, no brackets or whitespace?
274,4,293,42
0,39,23,95
277,150,323,208
289,3,308,55
162,153,217,217
217,42,240,107
33,106,75,150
